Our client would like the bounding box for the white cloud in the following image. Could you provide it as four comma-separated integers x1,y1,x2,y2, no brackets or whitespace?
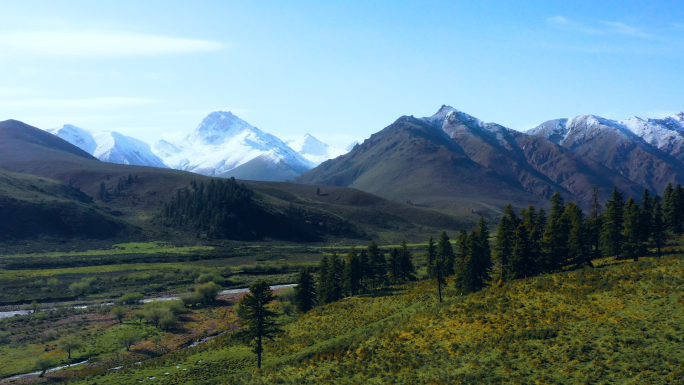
0,30,224,57
603,22,654,40
546,16,598,34
0,97,156,109
0,87,42,97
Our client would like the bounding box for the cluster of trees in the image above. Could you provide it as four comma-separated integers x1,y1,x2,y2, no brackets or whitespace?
180,282,222,307
426,218,492,302
494,187,670,285
162,178,254,237
97,173,138,200
292,241,417,313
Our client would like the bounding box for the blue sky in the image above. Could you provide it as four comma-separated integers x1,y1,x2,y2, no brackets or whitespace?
1,0,683,148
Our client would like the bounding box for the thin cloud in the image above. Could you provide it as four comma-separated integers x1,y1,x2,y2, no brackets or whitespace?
0,97,157,109
0,30,224,57
603,22,654,39
546,16,599,34
673,23,684,30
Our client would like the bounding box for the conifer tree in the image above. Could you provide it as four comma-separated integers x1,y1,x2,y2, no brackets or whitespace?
542,193,569,272
428,236,449,302
293,268,317,313
494,214,515,282
459,226,491,293
622,197,642,262
399,240,416,281
425,236,437,278
386,248,401,283
674,184,684,234
663,183,675,231
343,246,363,296
316,255,330,305
474,217,492,284
521,206,542,274
327,253,344,302
367,241,386,288
237,281,282,369
436,231,455,274
652,200,666,258
640,189,653,246
358,249,369,289
601,187,625,260
510,223,534,279
565,203,593,267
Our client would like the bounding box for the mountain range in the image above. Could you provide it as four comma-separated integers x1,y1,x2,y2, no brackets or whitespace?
296,106,684,215
44,111,351,182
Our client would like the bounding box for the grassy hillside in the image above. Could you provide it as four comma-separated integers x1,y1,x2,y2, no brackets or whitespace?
0,120,475,251
50,254,684,385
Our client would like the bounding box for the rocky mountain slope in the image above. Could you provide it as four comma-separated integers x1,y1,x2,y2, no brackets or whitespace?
528,112,684,192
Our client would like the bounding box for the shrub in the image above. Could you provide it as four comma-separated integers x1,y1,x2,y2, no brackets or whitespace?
116,293,145,305
117,328,140,351
196,282,222,303
111,306,126,324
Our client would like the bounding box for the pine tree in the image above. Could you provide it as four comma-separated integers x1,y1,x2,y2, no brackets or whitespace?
652,200,666,258
640,189,653,247
436,231,455,274
316,255,330,304
328,253,344,302
520,206,542,275
473,217,492,286
367,241,386,288
237,281,282,369
510,223,534,279
425,236,437,278
343,246,363,296
601,187,625,260
399,240,416,281
565,203,593,267
428,235,449,302
674,184,684,234
358,249,369,290
293,268,317,313
622,197,642,262
386,248,401,283
493,213,515,283
663,183,675,231
542,193,569,272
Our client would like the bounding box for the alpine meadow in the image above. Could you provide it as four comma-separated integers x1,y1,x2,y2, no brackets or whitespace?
2,1,684,384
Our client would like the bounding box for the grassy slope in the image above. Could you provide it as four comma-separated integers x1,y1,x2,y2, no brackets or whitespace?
60,255,684,385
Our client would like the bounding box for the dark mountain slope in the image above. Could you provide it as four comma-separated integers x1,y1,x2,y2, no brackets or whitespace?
428,106,643,202
295,115,547,215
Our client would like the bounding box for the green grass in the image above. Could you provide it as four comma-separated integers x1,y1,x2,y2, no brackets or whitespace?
0,242,213,259
48,253,684,384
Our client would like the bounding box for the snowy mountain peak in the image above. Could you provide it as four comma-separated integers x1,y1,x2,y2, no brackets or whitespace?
286,133,347,165
185,110,260,146
47,124,97,154
93,131,168,168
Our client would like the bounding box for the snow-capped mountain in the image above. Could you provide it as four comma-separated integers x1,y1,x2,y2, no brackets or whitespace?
153,111,316,181
46,125,167,168
286,134,347,165
528,111,684,192
47,124,98,154
93,131,168,168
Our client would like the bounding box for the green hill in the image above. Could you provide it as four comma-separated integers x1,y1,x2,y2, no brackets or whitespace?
61,255,684,385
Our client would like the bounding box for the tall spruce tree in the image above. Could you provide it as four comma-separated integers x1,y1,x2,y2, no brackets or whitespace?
510,223,535,279
386,248,401,283
293,268,317,313
652,200,666,258
316,255,329,305
367,241,386,288
622,197,642,262
237,281,282,369
521,206,542,274
663,183,675,231
429,235,450,302
494,213,515,283
358,249,369,289
674,184,684,234
436,231,455,274
601,187,625,260
328,253,344,302
343,246,363,296
542,193,569,272
460,227,491,293
565,203,593,267
399,240,416,281
640,189,653,247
